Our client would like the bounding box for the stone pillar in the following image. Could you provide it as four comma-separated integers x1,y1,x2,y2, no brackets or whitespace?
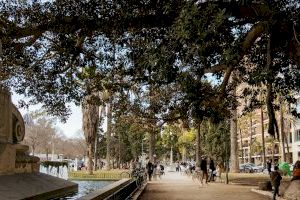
0,87,12,143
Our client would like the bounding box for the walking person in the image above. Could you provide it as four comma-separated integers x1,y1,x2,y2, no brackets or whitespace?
153,162,158,180
146,161,153,181
176,162,180,172
156,162,162,179
291,160,300,181
270,166,282,200
208,158,216,182
200,156,209,183
160,164,165,176
267,160,272,174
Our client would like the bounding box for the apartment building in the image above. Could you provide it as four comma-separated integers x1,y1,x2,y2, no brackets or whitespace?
290,98,300,163
237,98,300,165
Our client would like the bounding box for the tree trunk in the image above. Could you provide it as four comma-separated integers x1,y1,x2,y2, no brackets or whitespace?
106,99,112,170
117,131,121,169
182,125,187,162
272,140,275,163
280,103,286,162
239,129,244,164
261,106,266,168
94,105,104,171
88,143,93,175
225,143,229,184
249,114,253,163
149,132,155,162
230,106,239,172
46,148,49,161
182,146,187,162
32,145,35,156
93,135,98,171
196,122,201,167
284,126,290,162
285,103,292,162
82,93,100,174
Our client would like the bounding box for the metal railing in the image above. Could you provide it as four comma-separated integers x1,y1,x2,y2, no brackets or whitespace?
104,180,137,200
104,168,147,200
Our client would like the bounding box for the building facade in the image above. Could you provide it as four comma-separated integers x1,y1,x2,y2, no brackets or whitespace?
237,98,300,165
290,98,300,164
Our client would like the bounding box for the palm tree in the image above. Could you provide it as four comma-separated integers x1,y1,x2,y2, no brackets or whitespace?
82,94,100,175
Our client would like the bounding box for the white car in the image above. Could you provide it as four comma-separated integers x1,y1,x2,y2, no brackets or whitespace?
239,163,263,173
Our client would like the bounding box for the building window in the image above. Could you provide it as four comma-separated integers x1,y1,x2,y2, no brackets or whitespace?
289,132,293,143
295,129,300,142
253,127,257,135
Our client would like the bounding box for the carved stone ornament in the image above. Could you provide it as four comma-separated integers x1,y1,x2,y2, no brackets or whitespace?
0,86,25,144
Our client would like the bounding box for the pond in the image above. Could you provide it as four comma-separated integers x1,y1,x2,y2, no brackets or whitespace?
59,180,114,199
40,166,115,199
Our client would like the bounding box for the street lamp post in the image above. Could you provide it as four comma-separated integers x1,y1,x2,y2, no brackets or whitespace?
142,139,144,155
141,137,147,168
170,132,173,165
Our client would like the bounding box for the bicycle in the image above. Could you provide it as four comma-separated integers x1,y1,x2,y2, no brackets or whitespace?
192,170,204,185
131,168,147,188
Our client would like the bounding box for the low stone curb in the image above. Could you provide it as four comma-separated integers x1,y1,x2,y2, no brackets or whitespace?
132,182,148,200
251,188,287,200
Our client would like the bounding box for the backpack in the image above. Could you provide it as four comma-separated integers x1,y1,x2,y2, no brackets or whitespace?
293,168,300,177
270,171,282,186
160,165,164,171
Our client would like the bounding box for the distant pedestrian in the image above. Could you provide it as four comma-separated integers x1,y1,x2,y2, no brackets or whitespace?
176,162,180,172
208,158,216,182
267,160,272,174
270,166,282,200
156,162,162,179
200,156,208,183
146,161,154,181
160,164,165,175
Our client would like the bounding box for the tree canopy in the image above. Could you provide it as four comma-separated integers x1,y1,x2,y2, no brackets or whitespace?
1,0,300,137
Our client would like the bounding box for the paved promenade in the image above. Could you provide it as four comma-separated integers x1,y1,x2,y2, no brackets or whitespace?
139,172,268,200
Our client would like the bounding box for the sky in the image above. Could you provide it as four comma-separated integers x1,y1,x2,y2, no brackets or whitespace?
12,93,82,138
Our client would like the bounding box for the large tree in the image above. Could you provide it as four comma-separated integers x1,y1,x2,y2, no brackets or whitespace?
82,94,99,174
2,1,300,169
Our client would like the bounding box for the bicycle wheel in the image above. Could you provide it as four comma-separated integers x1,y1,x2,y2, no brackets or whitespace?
191,171,196,182
198,171,204,184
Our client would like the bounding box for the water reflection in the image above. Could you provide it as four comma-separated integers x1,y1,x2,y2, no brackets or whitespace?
40,166,114,199
62,180,114,199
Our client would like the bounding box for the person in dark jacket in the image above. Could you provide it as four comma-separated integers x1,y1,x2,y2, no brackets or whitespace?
208,158,216,182
267,160,272,174
270,166,282,200
200,156,208,183
146,161,154,181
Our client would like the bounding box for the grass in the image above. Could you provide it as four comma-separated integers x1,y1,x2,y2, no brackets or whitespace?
220,173,292,186
68,169,131,181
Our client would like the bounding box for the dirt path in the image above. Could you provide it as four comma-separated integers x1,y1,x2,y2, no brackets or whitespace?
139,172,269,200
